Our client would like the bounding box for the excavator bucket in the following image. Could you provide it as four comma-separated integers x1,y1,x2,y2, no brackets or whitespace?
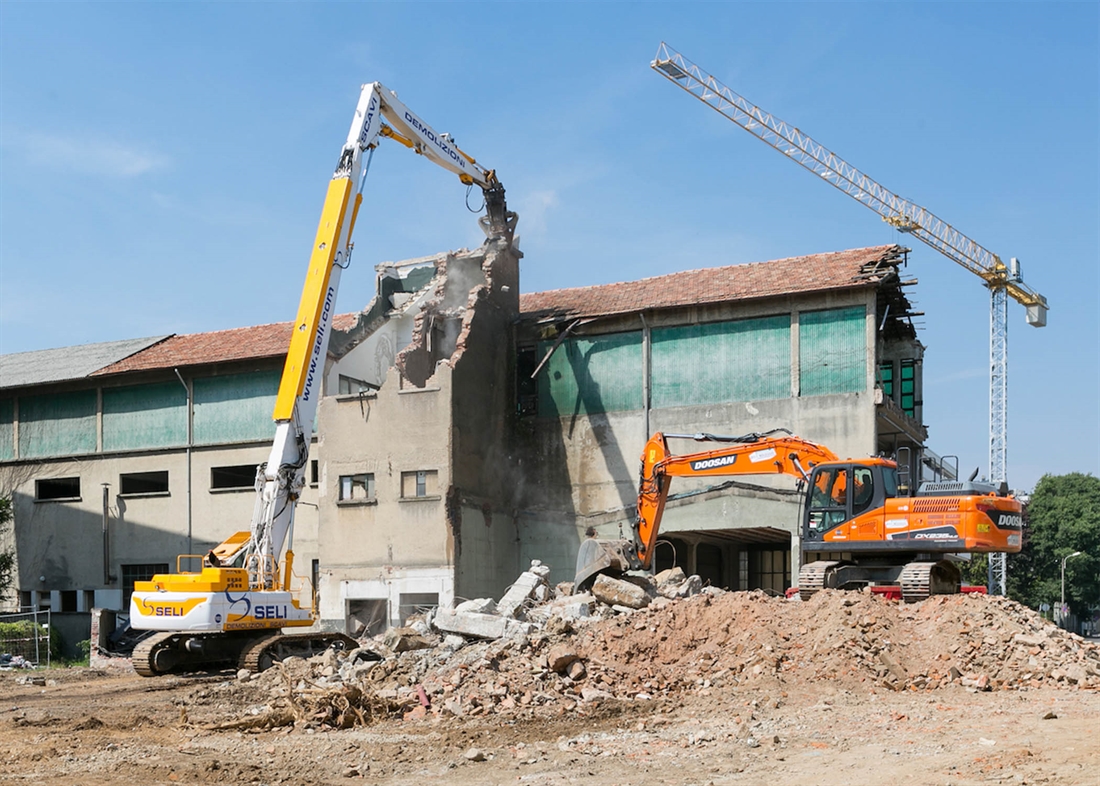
573,538,635,593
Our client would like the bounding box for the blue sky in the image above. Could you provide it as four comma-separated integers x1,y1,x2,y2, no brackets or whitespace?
1,2,1096,490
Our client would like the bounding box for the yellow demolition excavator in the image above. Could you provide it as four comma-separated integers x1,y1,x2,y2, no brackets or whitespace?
129,83,515,675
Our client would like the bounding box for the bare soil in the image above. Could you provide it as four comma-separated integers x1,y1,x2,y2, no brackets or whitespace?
2,590,1097,786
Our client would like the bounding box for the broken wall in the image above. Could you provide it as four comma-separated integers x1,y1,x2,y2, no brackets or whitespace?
316,237,522,632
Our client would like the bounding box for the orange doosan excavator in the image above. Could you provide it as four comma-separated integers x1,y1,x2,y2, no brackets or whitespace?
574,429,1023,602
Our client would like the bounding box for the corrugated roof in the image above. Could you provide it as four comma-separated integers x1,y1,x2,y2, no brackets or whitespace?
519,245,899,321
0,336,171,391
92,314,359,376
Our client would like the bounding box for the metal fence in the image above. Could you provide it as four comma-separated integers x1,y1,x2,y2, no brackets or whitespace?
0,609,51,669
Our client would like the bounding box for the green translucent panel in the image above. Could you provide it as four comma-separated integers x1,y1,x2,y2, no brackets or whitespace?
193,371,280,445
879,361,894,398
652,316,791,407
537,332,642,418
799,307,867,396
0,399,13,460
19,390,97,458
103,382,187,451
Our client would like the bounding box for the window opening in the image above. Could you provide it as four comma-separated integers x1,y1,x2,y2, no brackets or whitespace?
879,361,894,399
211,465,256,490
398,593,438,625
119,470,169,496
339,375,378,395
807,467,850,534
851,466,875,515
35,477,80,501
900,359,917,417
401,470,437,498
338,473,375,503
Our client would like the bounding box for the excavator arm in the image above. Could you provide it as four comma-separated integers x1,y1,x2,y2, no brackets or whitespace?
243,82,514,591
575,429,838,590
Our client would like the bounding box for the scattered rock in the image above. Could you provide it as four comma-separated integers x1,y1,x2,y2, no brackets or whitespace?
592,574,651,609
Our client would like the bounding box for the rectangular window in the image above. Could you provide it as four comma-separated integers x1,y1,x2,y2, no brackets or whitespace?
119,470,169,496
35,476,80,501
900,359,917,417
401,470,437,499
210,464,256,490
338,473,375,503
310,460,319,486
879,361,894,398
338,375,377,395
122,563,169,607
347,598,388,637
398,592,439,626
60,590,77,613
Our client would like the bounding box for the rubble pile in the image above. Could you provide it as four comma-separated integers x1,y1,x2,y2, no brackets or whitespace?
196,562,1099,731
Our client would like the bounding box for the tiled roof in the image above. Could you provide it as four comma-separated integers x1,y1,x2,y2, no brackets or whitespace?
519,245,900,321
0,336,171,391
92,313,359,376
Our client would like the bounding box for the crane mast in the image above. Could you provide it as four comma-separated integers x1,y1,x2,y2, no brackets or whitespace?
650,43,1048,594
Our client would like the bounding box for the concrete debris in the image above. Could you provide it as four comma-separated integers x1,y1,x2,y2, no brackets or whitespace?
496,560,552,619
591,574,652,609
197,564,1100,732
433,609,531,640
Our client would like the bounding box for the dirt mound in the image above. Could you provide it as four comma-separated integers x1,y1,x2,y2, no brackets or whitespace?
192,588,1099,731
576,590,1100,695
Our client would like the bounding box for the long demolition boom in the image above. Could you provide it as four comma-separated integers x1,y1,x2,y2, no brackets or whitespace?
244,82,514,590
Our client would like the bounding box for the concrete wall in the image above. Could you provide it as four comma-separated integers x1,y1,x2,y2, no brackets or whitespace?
2,439,322,612
315,238,521,630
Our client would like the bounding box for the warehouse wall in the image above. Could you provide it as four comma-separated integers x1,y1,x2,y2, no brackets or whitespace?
515,289,880,586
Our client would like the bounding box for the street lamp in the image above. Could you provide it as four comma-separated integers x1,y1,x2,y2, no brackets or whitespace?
1060,551,1083,626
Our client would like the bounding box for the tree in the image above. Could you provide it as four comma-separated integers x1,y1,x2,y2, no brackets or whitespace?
1007,473,1100,618
0,496,13,603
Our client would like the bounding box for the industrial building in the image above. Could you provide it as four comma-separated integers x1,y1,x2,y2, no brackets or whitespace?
0,240,940,647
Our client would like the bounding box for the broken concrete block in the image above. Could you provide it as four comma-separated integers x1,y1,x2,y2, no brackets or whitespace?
592,574,651,609
655,566,686,587
383,627,433,653
567,660,587,681
497,570,549,619
547,644,580,673
455,598,498,615
667,574,703,599
433,609,529,640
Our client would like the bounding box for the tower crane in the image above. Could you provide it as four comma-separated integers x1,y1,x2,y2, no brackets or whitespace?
650,42,1048,595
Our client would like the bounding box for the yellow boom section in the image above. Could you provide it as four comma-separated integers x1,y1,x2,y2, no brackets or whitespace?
274,177,354,420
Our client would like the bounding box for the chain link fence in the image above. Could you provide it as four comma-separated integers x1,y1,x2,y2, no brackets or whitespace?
0,610,52,669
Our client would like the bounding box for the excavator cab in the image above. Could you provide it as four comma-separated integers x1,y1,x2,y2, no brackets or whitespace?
803,461,897,542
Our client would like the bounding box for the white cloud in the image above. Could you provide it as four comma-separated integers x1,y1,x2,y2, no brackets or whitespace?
6,129,169,177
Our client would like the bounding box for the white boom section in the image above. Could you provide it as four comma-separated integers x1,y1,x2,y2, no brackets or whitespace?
245,83,510,590
650,42,1047,551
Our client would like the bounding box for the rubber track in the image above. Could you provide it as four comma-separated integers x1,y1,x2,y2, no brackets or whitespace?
798,560,840,601
131,632,176,677
899,562,934,603
239,632,359,673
